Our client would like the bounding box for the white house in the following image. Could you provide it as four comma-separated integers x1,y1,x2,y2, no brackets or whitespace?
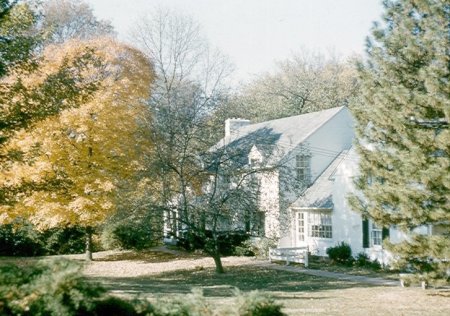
217,106,355,251
331,146,439,265
218,106,445,265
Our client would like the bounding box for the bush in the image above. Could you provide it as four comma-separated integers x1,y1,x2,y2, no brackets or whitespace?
151,288,285,316
234,289,285,316
218,232,250,256
0,222,45,256
354,252,382,270
0,259,105,315
93,297,153,316
0,222,92,256
326,242,353,265
239,237,278,259
177,231,250,256
101,213,163,250
41,226,87,255
0,259,156,316
0,261,285,316
355,252,370,267
110,224,158,250
152,288,212,316
234,245,255,257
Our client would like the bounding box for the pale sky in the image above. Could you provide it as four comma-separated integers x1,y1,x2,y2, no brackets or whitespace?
85,0,383,83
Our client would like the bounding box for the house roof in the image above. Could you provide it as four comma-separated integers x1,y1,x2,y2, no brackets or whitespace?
290,150,349,209
213,106,346,165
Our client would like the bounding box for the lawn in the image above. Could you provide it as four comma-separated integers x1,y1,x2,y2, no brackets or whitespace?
2,251,449,315
306,255,400,280
89,259,450,315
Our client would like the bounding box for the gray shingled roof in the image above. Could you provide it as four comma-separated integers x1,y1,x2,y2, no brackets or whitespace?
214,106,346,164
290,150,349,209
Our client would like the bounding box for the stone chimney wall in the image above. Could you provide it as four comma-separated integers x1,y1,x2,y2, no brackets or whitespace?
225,118,251,138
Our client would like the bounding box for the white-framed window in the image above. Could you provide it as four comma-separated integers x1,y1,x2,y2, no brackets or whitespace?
296,154,311,184
297,212,305,242
371,223,382,246
309,211,332,238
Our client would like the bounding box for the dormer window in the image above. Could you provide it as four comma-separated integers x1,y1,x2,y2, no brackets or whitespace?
248,145,263,166
296,154,311,184
250,158,259,166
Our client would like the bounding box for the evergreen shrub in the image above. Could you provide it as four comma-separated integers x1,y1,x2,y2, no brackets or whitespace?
0,223,89,256
101,213,163,250
233,237,277,259
0,259,105,315
234,289,285,316
354,252,382,270
42,226,86,255
326,242,353,265
177,231,250,256
110,223,159,250
0,261,285,315
0,222,45,256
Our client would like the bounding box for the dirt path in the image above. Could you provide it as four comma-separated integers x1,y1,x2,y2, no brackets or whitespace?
253,261,400,286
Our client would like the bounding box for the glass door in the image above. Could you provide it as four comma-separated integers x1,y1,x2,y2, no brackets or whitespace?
296,211,307,246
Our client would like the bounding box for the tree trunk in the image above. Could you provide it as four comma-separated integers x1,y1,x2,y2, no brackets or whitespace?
210,232,225,273
85,226,93,261
212,252,225,274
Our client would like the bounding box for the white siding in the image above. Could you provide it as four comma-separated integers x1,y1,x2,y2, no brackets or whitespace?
332,148,368,257
281,107,354,248
306,107,354,184
259,170,281,239
332,147,433,265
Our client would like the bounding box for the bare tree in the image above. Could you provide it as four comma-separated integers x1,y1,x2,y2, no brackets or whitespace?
131,9,278,273
222,51,359,122
40,0,115,44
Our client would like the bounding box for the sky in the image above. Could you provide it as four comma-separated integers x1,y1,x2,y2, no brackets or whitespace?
85,0,384,84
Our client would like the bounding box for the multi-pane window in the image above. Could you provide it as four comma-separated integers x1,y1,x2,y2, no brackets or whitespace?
371,223,382,246
297,212,305,241
254,211,265,236
244,210,265,236
296,154,311,184
309,212,332,238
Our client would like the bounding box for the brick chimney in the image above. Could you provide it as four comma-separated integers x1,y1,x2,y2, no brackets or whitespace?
225,118,251,138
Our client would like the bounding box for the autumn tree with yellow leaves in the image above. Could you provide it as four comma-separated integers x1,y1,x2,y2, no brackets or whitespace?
0,38,154,259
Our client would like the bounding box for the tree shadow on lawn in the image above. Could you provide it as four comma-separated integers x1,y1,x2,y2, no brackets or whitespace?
97,249,204,263
89,265,378,299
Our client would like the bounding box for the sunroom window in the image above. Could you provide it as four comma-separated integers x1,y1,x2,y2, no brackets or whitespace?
308,211,332,238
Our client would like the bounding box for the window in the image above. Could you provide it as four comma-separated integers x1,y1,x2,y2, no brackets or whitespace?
309,211,332,238
250,158,259,166
297,212,305,242
296,154,311,184
245,210,265,236
371,223,382,246
253,211,265,236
